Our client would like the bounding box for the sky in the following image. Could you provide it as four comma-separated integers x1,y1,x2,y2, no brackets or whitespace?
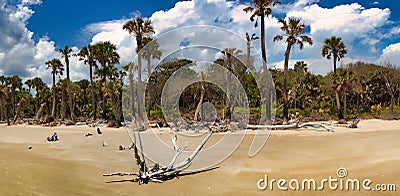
1,0,400,85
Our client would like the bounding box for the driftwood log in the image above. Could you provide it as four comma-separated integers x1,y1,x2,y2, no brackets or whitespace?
104,125,218,184
247,122,335,132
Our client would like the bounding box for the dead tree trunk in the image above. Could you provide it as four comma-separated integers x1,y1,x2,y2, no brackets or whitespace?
104,128,217,184
13,98,28,124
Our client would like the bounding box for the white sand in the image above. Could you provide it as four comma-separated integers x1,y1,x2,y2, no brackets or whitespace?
0,119,399,195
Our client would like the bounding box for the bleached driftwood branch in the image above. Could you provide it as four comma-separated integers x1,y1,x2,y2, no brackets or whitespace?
248,122,335,132
104,127,217,184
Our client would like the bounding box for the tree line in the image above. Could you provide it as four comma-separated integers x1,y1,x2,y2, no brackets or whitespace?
1,0,400,127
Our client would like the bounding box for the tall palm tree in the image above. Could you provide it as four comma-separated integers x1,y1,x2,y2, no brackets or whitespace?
123,17,155,128
122,62,137,119
9,75,22,118
77,45,98,120
59,45,75,121
244,0,280,124
273,17,313,122
141,37,162,118
46,58,64,118
0,83,11,125
243,0,281,66
322,36,347,73
93,41,120,119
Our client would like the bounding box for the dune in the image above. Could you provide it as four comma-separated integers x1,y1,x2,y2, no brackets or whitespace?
0,119,399,195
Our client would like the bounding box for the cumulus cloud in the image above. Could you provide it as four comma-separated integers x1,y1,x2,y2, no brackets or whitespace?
378,43,400,66
0,0,41,78
286,3,390,55
84,20,137,67
43,0,398,76
0,0,86,85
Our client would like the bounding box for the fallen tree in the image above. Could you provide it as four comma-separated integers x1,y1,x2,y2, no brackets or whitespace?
247,122,335,132
103,123,218,184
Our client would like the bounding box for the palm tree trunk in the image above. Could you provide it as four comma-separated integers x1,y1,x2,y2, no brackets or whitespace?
12,90,16,118
335,88,343,120
225,57,231,125
147,57,151,119
260,14,267,67
66,63,75,121
261,13,272,124
0,98,3,121
283,45,291,123
51,73,56,118
390,94,394,115
343,93,347,119
89,65,97,120
6,105,10,126
333,55,337,73
101,66,107,120
129,73,136,119
138,55,144,129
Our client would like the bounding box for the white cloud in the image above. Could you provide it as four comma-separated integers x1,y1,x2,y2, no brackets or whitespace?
34,36,57,60
0,0,41,79
285,2,390,57
378,43,400,66
71,0,397,76
288,3,390,35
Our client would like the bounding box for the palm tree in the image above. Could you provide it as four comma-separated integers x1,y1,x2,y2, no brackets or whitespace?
25,79,33,94
31,77,46,113
104,80,123,127
294,61,308,74
329,68,355,120
141,37,162,118
245,32,259,71
46,58,64,118
8,75,22,118
77,45,98,120
322,36,347,73
0,83,11,125
93,41,120,119
123,17,155,128
59,45,75,121
244,0,280,124
122,62,137,119
273,17,313,122
243,0,281,66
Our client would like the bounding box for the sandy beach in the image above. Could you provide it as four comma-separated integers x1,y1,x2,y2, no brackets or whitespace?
0,119,399,195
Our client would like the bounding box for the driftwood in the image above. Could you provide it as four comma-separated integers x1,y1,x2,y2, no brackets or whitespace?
248,122,335,132
347,118,360,128
104,123,217,184
47,132,59,142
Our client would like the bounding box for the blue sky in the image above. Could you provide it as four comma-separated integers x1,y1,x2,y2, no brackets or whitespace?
25,0,400,48
1,0,400,84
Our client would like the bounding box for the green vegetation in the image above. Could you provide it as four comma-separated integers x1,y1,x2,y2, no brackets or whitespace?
1,2,400,126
